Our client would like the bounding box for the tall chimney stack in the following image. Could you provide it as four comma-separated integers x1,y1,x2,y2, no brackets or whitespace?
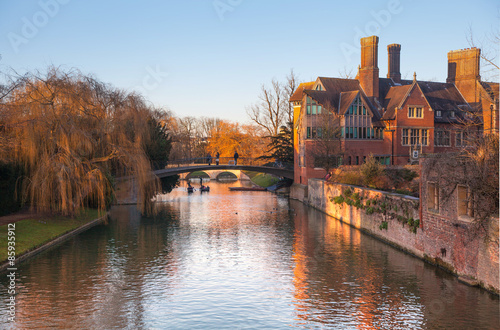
387,43,401,83
446,47,480,83
358,35,380,99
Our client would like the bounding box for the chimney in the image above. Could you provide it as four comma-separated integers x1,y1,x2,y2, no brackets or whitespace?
358,35,379,99
387,43,401,83
446,47,480,83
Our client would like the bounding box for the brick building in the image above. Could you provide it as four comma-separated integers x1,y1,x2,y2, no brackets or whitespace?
291,35,499,184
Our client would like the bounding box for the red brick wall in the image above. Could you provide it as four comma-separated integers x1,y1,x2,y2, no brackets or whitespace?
393,85,434,165
419,157,499,291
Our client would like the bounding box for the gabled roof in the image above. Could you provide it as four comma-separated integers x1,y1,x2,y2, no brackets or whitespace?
381,80,471,123
338,91,359,115
300,77,384,121
381,84,412,120
304,89,330,106
289,81,315,102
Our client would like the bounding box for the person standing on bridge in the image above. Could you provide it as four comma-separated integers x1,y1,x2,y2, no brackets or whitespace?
207,153,212,166
216,152,220,165
233,151,239,165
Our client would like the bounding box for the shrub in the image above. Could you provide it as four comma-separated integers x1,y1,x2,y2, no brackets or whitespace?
332,195,344,204
337,170,364,186
366,206,375,214
361,155,384,187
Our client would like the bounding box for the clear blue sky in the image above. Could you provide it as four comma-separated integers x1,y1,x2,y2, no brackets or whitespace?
1,0,498,122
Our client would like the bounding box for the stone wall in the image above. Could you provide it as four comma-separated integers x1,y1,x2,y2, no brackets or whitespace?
291,179,499,294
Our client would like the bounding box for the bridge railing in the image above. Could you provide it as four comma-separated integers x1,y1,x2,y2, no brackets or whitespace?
164,157,292,169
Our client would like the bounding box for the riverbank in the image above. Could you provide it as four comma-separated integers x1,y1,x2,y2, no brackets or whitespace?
0,209,107,271
243,171,279,187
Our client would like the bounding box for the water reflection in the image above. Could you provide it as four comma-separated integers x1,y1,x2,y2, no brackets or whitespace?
0,181,498,329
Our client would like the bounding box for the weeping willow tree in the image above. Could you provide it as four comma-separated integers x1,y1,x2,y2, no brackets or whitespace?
0,67,163,216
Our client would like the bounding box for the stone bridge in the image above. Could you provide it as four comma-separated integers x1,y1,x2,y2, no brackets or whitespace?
114,160,294,204
154,164,294,180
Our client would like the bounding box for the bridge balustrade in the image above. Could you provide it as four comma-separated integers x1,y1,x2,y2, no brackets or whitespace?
165,157,282,168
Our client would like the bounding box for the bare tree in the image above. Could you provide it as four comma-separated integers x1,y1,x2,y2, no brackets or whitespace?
198,117,222,139
247,70,300,136
466,25,499,81
247,79,285,136
283,69,299,124
338,66,356,79
309,107,343,174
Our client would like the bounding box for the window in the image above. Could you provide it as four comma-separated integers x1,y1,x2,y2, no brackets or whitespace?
345,95,378,140
456,131,468,147
457,185,473,218
348,156,351,165
307,127,311,139
402,129,409,145
375,156,391,165
410,129,420,145
421,129,428,146
434,130,451,146
402,128,427,146
408,107,423,118
306,96,321,115
435,110,442,118
355,156,359,165
450,111,455,119
427,182,439,211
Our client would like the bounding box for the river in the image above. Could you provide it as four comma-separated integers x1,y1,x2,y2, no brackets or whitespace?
1,179,499,329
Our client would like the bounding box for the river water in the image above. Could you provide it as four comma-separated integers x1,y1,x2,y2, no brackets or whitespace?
1,180,499,329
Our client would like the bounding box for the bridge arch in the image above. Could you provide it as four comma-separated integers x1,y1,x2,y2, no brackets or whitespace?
215,171,238,180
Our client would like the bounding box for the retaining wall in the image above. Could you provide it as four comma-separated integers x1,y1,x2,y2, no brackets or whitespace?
291,180,499,294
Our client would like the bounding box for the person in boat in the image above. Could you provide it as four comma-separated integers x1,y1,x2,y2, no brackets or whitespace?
199,177,203,186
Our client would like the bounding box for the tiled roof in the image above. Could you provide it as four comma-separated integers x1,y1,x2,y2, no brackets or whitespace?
315,77,362,111
304,89,331,107
289,81,315,102
381,85,411,120
301,77,384,122
338,91,359,115
418,81,468,111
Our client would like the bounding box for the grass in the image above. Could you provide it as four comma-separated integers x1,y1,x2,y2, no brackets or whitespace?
0,209,102,263
244,171,279,187
187,171,209,178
